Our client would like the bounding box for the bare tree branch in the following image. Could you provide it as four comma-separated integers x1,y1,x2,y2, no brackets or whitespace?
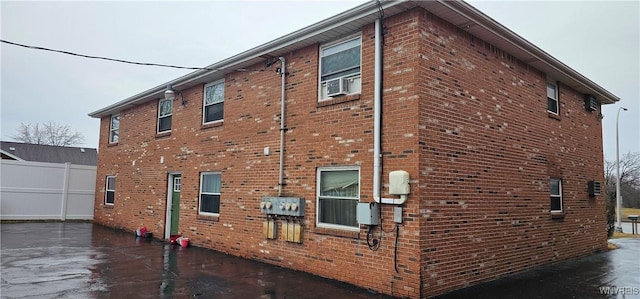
605,151,640,209
10,122,85,146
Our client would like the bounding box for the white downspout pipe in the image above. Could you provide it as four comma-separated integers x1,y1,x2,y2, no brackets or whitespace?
373,18,382,203
278,56,286,197
373,18,408,205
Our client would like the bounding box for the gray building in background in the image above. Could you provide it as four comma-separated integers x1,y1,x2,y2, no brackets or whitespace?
1,141,97,220
1,141,97,165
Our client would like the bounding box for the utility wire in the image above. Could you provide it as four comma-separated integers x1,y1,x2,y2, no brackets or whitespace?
1,39,268,72
376,0,385,19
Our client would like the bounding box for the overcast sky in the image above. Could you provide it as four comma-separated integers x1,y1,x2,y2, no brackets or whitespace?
1,1,638,162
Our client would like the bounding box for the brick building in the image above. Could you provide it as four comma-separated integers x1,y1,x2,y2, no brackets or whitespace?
89,1,618,297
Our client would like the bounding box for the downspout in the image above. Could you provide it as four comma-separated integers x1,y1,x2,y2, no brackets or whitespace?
373,18,383,203
278,56,287,197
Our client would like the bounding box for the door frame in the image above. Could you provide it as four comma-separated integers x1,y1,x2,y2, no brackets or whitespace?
164,172,181,240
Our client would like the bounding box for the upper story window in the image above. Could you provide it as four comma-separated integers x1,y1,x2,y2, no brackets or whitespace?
199,172,221,215
203,81,224,124
109,114,120,143
317,166,360,230
550,178,562,212
547,82,559,114
319,36,362,100
157,98,173,133
105,176,116,205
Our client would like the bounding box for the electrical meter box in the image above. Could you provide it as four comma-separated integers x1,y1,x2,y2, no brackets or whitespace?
261,197,305,217
357,202,380,225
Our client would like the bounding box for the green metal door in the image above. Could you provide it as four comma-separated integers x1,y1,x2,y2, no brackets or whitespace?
170,175,181,235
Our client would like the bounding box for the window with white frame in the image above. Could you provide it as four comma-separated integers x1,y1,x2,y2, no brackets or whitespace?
173,177,181,192
109,114,120,143
203,81,224,124
105,176,116,205
319,36,362,99
550,178,562,212
317,167,360,229
547,82,559,114
199,172,221,215
158,98,173,133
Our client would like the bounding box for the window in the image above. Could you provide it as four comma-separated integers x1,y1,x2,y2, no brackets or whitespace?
199,172,221,215
105,176,116,205
203,81,224,124
109,114,120,143
319,36,362,99
173,177,181,192
317,167,360,229
547,82,558,114
158,98,173,133
550,178,562,212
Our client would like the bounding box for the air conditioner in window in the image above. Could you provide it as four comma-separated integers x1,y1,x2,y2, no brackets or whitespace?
326,77,349,97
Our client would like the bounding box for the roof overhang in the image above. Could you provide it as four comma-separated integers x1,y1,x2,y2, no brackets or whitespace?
421,1,619,105
89,0,619,118
0,149,24,161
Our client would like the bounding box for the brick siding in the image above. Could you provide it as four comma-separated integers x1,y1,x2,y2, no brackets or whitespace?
93,7,607,298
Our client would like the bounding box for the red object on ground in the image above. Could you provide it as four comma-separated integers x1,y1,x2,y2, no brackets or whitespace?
180,238,190,248
136,227,148,237
170,234,181,245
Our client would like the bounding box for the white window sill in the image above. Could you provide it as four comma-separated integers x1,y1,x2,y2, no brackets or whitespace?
313,226,360,239
317,93,361,107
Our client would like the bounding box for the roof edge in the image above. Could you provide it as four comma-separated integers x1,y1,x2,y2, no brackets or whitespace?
89,0,619,118
0,149,24,161
88,0,394,118
439,0,619,104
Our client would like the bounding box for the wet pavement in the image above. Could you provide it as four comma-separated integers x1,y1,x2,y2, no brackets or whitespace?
621,221,637,234
1,222,639,299
435,237,640,299
1,222,376,299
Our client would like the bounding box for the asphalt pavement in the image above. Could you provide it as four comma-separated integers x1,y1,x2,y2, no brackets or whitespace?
1,222,639,298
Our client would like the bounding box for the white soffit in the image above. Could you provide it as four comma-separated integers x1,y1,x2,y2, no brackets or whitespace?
89,0,618,118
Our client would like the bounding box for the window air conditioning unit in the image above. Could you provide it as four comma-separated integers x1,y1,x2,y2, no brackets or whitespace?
326,78,348,97
584,94,598,112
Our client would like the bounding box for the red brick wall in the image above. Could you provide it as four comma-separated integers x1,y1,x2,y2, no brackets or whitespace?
415,10,607,297
93,7,607,298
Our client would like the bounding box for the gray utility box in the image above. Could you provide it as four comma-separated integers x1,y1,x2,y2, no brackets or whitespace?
261,197,305,217
357,202,380,225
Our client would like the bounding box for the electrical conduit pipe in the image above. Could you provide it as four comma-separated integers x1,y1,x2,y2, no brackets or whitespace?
278,57,286,197
373,18,407,205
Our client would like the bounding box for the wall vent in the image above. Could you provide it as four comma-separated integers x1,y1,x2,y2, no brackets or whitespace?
588,181,601,197
584,94,598,112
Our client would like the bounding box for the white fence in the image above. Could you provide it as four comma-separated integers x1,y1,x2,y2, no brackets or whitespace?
0,160,96,220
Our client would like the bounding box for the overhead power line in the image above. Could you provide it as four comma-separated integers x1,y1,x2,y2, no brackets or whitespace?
1,39,267,72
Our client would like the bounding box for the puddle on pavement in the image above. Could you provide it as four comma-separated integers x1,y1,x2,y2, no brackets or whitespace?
1,222,377,298
3,222,639,298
